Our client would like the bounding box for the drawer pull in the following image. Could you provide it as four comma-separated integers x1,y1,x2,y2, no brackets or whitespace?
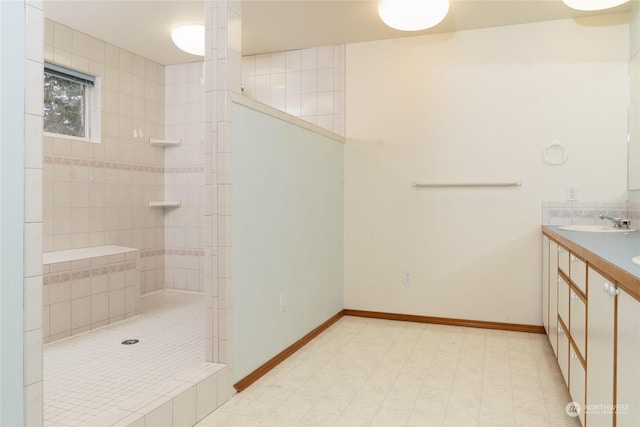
608,286,620,297
571,352,577,360
571,292,578,301
558,326,564,334
571,255,577,262
603,282,611,293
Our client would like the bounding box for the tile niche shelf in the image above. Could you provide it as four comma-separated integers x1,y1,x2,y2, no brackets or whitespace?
149,201,182,208
149,138,182,147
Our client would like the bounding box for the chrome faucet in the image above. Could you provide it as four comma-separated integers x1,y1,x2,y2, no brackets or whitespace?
599,214,631,229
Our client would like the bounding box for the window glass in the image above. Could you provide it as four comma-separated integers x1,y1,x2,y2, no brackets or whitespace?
43,72,87,137
43,64,96,140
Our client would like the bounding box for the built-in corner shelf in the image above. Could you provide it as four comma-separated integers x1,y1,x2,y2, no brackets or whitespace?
149,138,182,147
149,201,182,208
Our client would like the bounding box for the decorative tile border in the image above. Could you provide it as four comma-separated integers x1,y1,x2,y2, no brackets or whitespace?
140,249,165,258
137,249,205,258
165,166,205,174
165,248,205,257
44,155,204,174
44,261,137,285
44,156,164,173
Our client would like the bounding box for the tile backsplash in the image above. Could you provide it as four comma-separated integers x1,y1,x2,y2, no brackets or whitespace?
542,201,639,225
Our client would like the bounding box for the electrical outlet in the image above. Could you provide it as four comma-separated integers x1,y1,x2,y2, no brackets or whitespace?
567,184,578,201
279,291,286,312
402,269,413,285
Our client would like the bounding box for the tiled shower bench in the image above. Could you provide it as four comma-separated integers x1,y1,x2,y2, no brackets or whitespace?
43,245,140,343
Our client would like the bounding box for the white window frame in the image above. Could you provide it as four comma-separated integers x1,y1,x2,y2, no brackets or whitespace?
43,63,101,144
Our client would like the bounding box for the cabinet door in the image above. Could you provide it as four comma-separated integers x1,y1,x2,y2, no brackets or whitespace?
558,275,570,328
570,288,586,358
543,237,550,334
549,240,558,356
558,245,570,276
549,241,559,355
587,267,615,427
617,289,640,427
570,254,587,294
569,344,586,427
558,321,569,387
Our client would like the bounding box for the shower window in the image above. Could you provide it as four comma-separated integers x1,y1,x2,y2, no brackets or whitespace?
43,63,100,143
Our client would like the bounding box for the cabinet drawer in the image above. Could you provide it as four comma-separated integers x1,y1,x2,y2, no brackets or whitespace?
558,276,569,326
558,245,570,276
570,288,586,358
558,321,569,387
569,343,586,427
570,254,587,294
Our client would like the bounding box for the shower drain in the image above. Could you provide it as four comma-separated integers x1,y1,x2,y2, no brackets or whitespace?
121,339,139,345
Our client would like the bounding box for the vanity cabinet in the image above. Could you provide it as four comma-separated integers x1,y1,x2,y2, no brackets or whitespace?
617,289,640,427
541,230,640,427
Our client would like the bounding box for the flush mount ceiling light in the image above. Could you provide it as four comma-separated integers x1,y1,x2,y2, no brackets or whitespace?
562,0,629,11
171,24,205,56
378,0,450,31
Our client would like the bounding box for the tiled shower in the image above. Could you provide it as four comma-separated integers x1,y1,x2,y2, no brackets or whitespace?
32,0,243,423
22,0,347,423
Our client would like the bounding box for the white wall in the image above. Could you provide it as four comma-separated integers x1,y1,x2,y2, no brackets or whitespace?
344,16,629,326
232,102,344,382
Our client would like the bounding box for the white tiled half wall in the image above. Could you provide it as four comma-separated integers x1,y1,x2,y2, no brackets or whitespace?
242,45,345,136
164,62,205,292
43,19,166,295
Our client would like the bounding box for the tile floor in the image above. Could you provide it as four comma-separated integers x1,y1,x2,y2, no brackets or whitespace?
44,290,223,426
197,316,580,427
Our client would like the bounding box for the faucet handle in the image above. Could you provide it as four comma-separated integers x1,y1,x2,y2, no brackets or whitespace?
619,219,632,229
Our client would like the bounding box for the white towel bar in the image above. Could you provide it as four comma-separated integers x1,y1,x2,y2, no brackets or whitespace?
412,180,522,188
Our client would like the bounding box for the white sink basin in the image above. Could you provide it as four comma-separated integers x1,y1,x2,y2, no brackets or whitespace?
558,224,637,233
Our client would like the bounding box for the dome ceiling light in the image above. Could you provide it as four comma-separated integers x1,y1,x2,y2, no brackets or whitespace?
171,24,205,56
561,0,629,11
378,0,450,31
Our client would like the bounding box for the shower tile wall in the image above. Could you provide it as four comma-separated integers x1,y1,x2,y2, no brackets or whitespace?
241,45,346,136
42,19,166,294
164,62,205,292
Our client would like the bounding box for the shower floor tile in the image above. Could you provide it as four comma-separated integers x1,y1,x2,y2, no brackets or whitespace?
44,290,218,427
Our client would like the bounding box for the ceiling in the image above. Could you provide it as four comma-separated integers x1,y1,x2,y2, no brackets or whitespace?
43,0,633,65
